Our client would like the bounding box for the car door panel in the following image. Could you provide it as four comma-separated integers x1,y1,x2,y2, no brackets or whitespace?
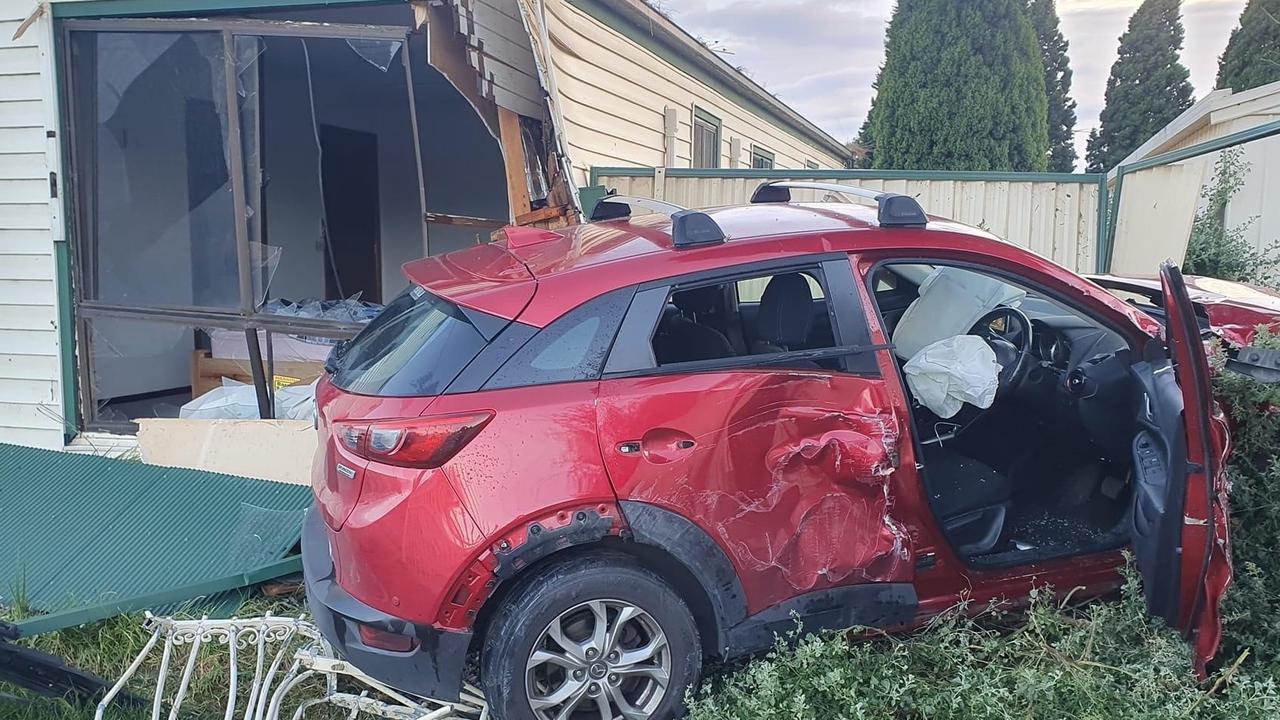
598,370,913,615
1130,261,1232,674
596,257,912,616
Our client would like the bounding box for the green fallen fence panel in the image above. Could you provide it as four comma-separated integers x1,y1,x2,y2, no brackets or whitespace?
0,443,312,636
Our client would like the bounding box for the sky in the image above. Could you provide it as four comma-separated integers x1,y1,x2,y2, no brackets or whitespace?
658,0,1248,168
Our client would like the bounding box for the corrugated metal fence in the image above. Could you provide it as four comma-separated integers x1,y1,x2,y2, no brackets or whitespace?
590,168,1108,273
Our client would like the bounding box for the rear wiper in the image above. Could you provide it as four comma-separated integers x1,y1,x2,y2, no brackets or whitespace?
324,339,351,374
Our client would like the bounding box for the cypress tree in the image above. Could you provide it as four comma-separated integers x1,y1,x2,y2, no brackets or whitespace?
868,0,1049,171
1085,0,1194,172
1028,0,1078,172
1217,0,1280,92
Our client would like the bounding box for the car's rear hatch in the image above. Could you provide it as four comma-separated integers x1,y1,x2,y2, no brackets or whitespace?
313,243,535,530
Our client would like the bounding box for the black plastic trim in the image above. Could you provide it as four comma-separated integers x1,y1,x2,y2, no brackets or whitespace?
724,583,918,658
444,321,538,394
493,509,615,581
619,501,747,656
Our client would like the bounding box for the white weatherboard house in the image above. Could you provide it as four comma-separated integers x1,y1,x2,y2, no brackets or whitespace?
0,0,849,476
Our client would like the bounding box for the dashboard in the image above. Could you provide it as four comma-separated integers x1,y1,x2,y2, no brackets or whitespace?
1022,316,1135,458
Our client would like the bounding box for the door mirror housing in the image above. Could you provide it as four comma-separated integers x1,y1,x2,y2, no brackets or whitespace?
1227,346,1280,384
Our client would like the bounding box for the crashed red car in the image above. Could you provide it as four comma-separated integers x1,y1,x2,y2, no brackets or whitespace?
304,182,1270,720
1088,273,1280,348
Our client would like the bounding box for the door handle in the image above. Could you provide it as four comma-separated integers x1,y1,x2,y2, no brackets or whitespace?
617,441,642,455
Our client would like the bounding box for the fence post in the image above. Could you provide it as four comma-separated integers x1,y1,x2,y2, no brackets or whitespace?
654,167,667,201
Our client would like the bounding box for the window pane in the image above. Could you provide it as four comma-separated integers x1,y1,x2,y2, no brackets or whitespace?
486,287,633,389
738,273,824,302
652,270,838,369
71,31,239,308
692,120,718,169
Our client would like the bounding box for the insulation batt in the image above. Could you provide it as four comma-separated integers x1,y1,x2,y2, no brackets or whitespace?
902,335,1002,418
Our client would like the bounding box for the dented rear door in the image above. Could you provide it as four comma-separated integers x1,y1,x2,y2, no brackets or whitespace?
596,258,914,619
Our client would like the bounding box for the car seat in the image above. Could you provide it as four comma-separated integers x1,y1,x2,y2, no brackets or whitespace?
752,273,815,355
653,285,736,364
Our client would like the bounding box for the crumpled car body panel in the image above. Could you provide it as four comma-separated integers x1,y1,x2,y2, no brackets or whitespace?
598,371,912,615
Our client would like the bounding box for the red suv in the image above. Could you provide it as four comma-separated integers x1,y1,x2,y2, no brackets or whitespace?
304,182,1236,720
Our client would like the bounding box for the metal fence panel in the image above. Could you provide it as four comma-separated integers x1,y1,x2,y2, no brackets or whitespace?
591,168,1105,272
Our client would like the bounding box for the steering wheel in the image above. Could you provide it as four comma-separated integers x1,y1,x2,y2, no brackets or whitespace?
968,306,1033,398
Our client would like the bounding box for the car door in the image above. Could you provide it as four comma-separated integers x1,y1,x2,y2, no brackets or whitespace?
595,256,916,628
1130,261,1232,673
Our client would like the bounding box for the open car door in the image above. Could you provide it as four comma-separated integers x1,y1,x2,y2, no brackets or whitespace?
1130,261,1232,675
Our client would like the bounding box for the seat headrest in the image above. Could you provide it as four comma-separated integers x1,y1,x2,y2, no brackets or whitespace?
672,285,722,315
757,273,814,348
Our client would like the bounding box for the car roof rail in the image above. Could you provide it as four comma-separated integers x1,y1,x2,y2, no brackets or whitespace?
750,180,929,228
590,194,726,250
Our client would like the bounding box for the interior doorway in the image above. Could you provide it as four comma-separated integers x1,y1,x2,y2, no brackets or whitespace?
320,124,382,303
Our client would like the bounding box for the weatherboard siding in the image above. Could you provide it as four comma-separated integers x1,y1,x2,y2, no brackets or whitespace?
545,0,844,185
0,1,65,450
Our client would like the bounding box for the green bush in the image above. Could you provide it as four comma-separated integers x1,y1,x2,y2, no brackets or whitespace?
1216,327,1280,673
689,573,1280,719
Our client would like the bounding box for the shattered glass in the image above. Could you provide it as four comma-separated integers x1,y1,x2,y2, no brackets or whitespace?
70,31,240,309
344,38,403,72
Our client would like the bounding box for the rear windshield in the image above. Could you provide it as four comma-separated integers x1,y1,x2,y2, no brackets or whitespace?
330,286,491,397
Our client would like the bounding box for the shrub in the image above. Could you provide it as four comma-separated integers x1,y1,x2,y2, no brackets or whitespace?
689,574,1280,719
1182,148,1280,290
1215,327,1280,673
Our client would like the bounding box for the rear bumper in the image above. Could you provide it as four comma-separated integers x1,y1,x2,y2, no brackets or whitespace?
302,506,472,702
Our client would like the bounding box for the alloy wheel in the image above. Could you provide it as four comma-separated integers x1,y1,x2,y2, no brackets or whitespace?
525,599,671,720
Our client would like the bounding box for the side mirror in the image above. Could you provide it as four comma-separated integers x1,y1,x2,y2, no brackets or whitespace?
1227,346,1280,384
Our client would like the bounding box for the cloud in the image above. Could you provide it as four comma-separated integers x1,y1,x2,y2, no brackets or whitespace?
663,0,1246,164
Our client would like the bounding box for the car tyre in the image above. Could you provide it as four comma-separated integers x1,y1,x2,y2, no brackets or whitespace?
481,553,701,720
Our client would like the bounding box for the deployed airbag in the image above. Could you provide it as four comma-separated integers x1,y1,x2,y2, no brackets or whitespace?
893,267,1027,360
903,335,1002,418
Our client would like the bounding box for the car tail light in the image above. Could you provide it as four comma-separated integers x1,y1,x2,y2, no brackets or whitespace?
357,623,418,653
332,412,493,469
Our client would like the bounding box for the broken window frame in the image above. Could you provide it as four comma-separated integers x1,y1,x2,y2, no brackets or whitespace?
60,17,431,432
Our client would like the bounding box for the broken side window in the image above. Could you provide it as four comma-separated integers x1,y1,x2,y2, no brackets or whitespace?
237,34,421,309
69,31,240,309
